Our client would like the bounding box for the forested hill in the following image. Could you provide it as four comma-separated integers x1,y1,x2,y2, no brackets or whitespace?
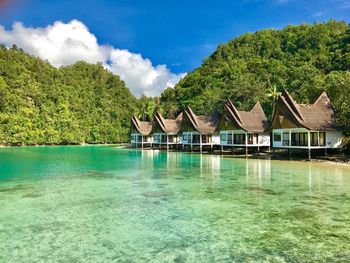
0,46,137,145
160,20,350,126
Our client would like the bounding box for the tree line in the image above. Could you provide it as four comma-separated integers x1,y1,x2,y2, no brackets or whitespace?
1,20,349,145
159,20,350,128
0,45,137,145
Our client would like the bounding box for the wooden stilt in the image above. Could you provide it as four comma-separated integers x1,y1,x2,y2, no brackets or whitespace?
245,147,248,157
308,149,311,160
288,148,292,160
325,148,328,156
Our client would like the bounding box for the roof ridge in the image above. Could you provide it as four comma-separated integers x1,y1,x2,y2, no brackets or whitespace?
250,101,267,119
227,99,243,124
225,103,246,131
281,89,304,121
175,112,183,121
131,116,152,135
155,111,166,127
313,91,330,105
186,106,199,127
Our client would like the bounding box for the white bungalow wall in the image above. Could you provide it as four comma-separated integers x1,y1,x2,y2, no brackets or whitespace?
272,128,343,149
131,133,153,144
181,132,220,145
153,133,179,144
219,130,270,147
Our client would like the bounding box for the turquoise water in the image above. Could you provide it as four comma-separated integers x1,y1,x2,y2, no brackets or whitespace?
0,146,349,262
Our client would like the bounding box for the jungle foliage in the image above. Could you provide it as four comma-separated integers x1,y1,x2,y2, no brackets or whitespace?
160,20,350,127
0,45,137,145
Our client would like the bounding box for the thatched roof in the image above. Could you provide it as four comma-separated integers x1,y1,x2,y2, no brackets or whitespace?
183,107,219,134
153,112,183,134
270,89,343,131
223,100,269,132
131,116,152,136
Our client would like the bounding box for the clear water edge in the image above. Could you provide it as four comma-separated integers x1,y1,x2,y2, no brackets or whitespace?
0,146,349,262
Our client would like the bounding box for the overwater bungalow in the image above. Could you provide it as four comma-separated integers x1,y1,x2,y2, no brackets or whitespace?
270,89,344,158
130,116,153,148
219,99,270,154
181,107,220,152
152,112,183,149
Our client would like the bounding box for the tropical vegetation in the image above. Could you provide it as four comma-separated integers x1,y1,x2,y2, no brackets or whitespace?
0,45,137,145
1,20,350,145
160,20,350,128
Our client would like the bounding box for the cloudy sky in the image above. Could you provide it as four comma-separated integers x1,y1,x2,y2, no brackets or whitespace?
0,0,349,97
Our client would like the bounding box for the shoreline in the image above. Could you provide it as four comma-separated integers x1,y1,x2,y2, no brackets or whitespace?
1,143,349,167
133,148,350,167
0,142,129,147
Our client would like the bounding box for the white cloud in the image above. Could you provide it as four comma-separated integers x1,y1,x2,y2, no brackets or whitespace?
340,0,350,9
312,11,323,17
0,20,185,97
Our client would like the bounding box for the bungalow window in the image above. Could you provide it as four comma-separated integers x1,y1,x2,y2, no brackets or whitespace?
221,134,227,142
169,135,176,143
247,134,252,145
161,134,167,143
193,134,200,144
183,134,188,142
283,132,289,146
227,133,233,144
310,132,318,146
202,135,212,143
234,134,245,144
291,132,308,146
274,133,281,142
299,133,308,146
291,133,297,146
319,132,326,146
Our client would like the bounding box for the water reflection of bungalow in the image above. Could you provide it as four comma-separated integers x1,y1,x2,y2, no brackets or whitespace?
199,154,222,177
181,107,220,152
152,112,183,149
270,90,344,159
219,99,270,155
130,116,153,148
245,159,272,186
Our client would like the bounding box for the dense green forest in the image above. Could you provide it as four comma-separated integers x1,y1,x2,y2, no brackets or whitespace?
160,20,350,127
1,20,349,145
0,45,137,145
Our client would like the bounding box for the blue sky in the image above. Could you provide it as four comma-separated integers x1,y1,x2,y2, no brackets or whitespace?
0,0,349,96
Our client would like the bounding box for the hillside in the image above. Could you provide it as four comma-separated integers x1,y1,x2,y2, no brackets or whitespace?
160,20,350,126
0,46,137,145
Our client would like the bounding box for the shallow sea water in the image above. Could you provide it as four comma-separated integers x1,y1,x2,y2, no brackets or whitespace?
0,146,349,262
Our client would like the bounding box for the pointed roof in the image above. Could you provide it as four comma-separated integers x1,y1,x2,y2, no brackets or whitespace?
131,116,152,136
270,89,343,131
224,100,269,132
153,112,183,134
183,107,219,134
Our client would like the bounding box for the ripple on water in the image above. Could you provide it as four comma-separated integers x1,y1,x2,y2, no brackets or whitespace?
0,147,350,262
